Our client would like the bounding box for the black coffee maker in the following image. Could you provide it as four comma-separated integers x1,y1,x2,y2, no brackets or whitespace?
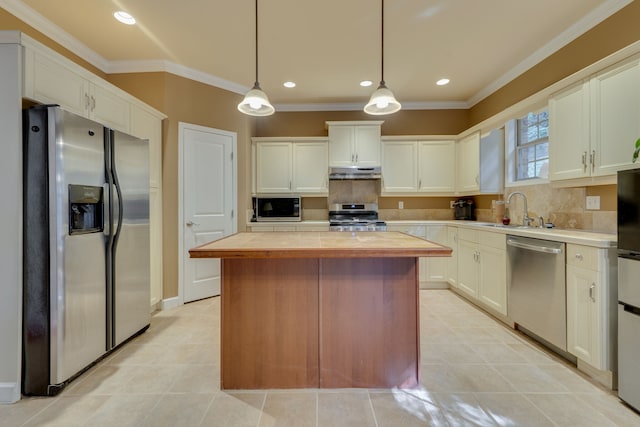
453,198,475,220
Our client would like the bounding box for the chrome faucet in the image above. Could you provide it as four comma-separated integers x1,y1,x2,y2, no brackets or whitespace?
507,192,533,226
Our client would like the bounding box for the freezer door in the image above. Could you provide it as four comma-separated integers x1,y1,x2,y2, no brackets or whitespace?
618,304,640,411
48,108,107,385
619,257,640,307
110,130,150,348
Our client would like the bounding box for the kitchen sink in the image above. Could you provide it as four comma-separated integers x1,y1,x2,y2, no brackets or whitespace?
476,223,539,229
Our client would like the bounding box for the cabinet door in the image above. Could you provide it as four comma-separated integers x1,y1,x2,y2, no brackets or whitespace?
566,265,601,367
27,51,89,117
293,142,328,194
446,227,458,287
425,225,448,282
131,105,162,188
478,245,507,315
89,83,131,132
328,126,354,166
381,141,417,192
591,60,640,176
149,186,163,307
457,239,479,298
256,142,292,193
456,133,480,192
549,81,591,181
418,140,455,192
354,125,381,166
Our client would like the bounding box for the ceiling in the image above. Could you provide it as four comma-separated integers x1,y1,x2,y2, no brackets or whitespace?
3,0,633,110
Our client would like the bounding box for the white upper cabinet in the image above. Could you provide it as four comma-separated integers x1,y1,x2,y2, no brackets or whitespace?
131,104,163,188
381,138,455,195
253,138,328,195
550,56,640,183
23,44,131,132
419,140,456,193
381,140,418,192
549,80,593,181
456,132,480,192
256,141,293,193
327,121,382,167
292,141,329,194
590,58,640,175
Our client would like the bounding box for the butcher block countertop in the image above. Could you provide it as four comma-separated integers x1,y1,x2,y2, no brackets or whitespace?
189,231,452,259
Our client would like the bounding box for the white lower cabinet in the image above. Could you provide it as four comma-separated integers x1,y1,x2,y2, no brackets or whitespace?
425,225,448,283
566,244,615,371
446,226,458,288
248,223,329,232
456,228,507,316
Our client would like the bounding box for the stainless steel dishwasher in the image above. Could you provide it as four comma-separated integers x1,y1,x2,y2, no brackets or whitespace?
507,235,567,352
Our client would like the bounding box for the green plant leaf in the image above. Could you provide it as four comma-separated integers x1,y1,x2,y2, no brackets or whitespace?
634,138,640,163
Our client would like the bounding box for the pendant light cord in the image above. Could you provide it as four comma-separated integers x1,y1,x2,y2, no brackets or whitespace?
254,0,259,86
380,0,385,85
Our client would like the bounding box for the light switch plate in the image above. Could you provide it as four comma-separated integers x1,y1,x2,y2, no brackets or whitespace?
586,196,600,210
398,201,404,209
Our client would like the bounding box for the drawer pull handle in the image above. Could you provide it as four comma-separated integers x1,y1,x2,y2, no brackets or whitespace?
589,283,596,302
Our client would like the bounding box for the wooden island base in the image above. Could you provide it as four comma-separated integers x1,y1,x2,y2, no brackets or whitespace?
189,231,451,390
222,257,419,389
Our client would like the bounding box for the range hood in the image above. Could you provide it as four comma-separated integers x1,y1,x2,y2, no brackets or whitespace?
329,166,382,180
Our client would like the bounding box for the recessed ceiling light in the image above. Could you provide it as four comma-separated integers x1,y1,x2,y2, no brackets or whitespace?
114,11,136,25
436,78,450,86
360,80,373,87
283,81,296,88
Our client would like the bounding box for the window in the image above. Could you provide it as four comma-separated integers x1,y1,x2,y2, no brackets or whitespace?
516,111,549,180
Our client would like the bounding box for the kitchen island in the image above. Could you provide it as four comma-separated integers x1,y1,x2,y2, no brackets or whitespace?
189,231,451,389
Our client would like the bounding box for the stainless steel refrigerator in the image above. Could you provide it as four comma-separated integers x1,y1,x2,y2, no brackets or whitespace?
618,167,640,412
22,105,150,396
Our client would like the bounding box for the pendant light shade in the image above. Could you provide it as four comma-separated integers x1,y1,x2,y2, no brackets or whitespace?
364,0,400,115
238,0,274,116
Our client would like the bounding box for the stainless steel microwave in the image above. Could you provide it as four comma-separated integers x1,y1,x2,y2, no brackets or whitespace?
254,196,301,222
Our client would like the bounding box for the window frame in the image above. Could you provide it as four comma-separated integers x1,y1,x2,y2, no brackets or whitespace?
505,107,550,187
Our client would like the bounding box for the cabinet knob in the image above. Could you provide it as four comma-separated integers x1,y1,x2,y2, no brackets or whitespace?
575,253,583,261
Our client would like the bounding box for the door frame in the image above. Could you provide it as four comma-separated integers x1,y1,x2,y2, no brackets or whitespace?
178,121,237,305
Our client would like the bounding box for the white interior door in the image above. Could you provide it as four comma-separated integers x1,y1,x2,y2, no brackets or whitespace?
179,122,236,303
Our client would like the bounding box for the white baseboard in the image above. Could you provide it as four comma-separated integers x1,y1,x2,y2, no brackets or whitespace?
420,281,450,290
0,382,20,404
161,296,181,310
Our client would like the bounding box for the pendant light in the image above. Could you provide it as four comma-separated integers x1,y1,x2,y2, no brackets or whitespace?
364,0,401,115
238,0,275,116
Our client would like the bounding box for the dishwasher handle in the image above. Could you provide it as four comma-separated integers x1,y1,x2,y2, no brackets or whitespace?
507,238,563,254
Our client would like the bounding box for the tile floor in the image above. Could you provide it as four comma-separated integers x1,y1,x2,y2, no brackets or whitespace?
3,289,640,426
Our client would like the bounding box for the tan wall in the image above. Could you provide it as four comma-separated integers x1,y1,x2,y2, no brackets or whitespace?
470,1,640,126
108,72,252,299
256,109,469,137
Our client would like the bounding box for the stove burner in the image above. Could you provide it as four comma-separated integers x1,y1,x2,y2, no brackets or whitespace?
328,202,386,231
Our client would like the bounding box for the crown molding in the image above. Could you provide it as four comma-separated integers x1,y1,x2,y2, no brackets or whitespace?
467,0,633,107
0,0,110,71
1,0,632,112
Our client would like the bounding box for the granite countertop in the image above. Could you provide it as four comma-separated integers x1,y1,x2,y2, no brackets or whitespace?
190,231,452,259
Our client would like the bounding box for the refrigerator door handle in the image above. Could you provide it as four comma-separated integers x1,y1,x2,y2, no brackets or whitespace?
103,183,111,236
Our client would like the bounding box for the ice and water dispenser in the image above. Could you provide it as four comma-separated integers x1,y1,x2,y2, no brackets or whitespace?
68,185,103,235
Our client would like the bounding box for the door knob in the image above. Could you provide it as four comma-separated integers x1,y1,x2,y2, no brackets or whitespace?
186,221,199,226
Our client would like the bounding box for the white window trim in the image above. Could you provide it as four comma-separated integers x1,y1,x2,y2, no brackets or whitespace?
505,114,550,188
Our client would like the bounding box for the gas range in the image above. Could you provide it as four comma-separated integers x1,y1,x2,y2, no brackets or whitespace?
328,203,387,231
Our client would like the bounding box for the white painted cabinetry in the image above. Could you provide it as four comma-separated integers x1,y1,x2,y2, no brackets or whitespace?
425,224,448,284
327,121,382,167
23,42,131,133
381,138,456,195
566,244,616,371
253,138,328,195
446,226,458,288
549,56,640,183
456,132,480,193
456,228,507,316
248,223,329,232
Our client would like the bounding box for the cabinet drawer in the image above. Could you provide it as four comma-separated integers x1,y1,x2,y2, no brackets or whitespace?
458,227,478,243
566,244,599,270
479,231,505,250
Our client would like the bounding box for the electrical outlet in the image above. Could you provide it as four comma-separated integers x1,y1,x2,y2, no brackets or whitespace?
586,196,600,210
398,201,404,209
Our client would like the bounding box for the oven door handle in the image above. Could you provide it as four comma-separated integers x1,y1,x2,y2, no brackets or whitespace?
507,238,563,254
